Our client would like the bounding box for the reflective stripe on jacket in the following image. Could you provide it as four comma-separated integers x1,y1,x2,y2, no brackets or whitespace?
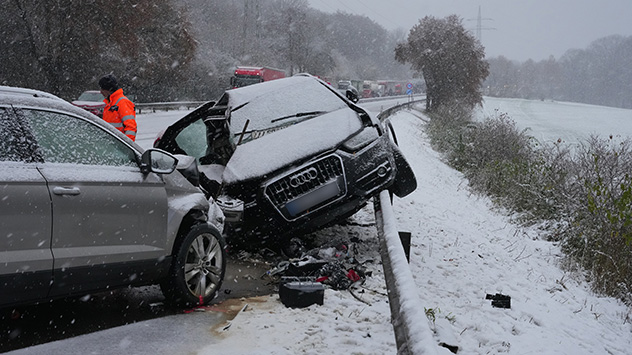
103,88,137,141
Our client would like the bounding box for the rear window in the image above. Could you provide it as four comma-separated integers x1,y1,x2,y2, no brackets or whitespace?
338,82,351,90
77,91,103,102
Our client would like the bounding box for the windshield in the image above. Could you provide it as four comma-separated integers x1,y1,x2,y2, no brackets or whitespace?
227,77,349,144
77,91,103,102
233,75,262,88
338,82,351,90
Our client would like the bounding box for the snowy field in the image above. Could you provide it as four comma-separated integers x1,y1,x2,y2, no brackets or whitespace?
476,97,632,146
9,99,632,354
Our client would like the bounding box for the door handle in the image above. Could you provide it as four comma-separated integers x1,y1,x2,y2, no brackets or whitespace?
52,186,81,196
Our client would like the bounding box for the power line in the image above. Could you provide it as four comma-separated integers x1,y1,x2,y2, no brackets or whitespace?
352,0,400,29
312,0,400,29
312,0,357,15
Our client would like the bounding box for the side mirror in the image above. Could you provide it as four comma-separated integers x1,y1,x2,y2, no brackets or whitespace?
140,149,178,174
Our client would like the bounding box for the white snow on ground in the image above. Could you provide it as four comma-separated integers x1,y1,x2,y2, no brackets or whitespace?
198,109,632,354
391,111,632,354
475,97,632,146
9,100,632,354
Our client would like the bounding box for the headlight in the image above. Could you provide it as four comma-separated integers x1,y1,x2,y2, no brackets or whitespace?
342,127,379,152
216,195,244,223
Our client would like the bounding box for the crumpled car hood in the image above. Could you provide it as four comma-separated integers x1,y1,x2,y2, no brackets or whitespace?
226,76,349,136
222,108,362,184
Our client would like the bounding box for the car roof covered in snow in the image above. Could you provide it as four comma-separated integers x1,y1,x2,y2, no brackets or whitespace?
0,85,101,119
0,85,63,101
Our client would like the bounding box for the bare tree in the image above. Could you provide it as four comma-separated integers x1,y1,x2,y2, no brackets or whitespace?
0,0,195,101
1,0,413,100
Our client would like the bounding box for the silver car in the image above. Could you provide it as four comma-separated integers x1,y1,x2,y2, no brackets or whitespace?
0,86,226,308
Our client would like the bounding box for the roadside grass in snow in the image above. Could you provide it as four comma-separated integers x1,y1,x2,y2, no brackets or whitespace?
424,106,632,306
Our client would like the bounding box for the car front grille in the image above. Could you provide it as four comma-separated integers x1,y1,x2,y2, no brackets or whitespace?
264,155,346,220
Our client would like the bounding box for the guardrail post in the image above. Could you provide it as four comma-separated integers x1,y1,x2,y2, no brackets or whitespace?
398,231,411,262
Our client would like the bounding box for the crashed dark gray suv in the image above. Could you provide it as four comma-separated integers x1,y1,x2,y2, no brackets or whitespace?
155,75,416,248
0,86,226,308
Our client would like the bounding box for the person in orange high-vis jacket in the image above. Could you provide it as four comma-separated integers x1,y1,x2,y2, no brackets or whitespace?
99,74,137,141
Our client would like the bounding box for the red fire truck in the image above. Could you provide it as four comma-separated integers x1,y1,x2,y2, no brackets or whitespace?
230,66,286,88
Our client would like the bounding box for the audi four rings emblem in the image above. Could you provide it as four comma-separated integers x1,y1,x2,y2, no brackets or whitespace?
289,167,318,187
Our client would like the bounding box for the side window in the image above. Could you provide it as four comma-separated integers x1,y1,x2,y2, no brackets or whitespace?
20,109,138,167
0,107,38,162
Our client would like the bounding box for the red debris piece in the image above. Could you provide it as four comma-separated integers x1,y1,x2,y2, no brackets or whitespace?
346,269,361,282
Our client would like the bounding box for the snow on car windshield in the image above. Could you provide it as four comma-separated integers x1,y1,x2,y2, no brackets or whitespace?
223,108,362,184
227,76,348,138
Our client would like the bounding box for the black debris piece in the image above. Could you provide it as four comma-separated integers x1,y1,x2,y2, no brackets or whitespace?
279,277,324,308
486,293,511,309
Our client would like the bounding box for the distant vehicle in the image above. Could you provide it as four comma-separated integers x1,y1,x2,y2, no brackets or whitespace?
154,75,417,250
71,90,105,117
1,85,226,309
230,66,286,88
362,80,380,98
337,80,359,103
378,81,407,96
394,83,403,96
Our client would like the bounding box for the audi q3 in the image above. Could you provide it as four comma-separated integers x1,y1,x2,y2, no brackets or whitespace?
154,74,417,249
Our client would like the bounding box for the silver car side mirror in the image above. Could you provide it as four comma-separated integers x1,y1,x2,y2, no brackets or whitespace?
140,148,178,174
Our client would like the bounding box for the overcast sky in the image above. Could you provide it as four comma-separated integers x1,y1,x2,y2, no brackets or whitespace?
307,0,632,62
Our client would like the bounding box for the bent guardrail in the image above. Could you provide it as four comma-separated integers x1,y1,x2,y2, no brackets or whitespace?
374,190,438,355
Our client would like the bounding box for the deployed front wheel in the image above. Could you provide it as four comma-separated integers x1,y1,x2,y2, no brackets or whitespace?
161,224,226,307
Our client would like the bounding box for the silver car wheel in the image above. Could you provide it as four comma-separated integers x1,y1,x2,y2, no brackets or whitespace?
184,232,224,298
161,223,226,307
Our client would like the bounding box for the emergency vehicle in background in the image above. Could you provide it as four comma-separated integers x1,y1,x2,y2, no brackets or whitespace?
394,83,403,95
230,66,286,88
362,80,381,98
377,80,405,96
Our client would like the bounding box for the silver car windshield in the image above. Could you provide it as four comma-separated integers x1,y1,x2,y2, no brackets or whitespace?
227,77,349,144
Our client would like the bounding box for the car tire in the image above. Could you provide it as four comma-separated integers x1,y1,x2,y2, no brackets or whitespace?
161,223,226,307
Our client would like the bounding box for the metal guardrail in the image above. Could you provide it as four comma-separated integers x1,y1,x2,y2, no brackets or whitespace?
136,101,205,114
133,95,425,115
374,190,438,355
132,96,387,115
376,96,426,122
373,98,439,354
